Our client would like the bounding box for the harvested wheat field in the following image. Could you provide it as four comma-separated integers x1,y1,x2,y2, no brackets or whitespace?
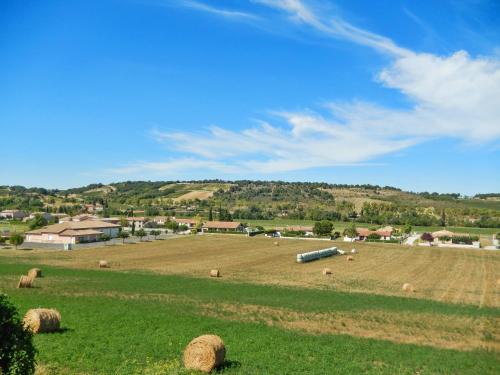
3,235,499,307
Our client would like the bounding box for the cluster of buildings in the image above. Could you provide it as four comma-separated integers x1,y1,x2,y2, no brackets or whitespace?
0,209,27,220
22,214,246,245
425,230,480,248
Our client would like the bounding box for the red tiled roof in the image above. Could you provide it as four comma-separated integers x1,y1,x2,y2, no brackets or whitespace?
202,221,242,229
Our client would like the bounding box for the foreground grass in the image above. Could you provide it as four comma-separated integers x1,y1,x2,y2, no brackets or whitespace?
1,262,499,374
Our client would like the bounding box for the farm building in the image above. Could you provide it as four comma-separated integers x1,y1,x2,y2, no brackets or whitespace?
25,220,120,244
202,221,244,232
285,226,314,235
430,230,479,248
152,216,169,225
0,210,26,220
431,230,456,240
173,217,197,228
59,214,99,223
24,212,54,222
84,203,104,213
344,228,393,242
126,217,147,229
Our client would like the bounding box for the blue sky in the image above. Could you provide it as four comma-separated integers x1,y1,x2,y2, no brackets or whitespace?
1,0,499,194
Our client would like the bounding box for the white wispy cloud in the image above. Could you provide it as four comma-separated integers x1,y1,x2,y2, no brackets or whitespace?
253,0,412,56
168,0,259,20
114,0,500,177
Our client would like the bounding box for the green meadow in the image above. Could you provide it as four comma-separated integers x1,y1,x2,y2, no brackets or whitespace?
0,261,498,374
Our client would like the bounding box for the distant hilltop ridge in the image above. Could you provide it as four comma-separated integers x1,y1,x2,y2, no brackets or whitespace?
1,181,499,229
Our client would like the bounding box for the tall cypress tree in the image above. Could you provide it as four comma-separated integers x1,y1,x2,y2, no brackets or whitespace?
208,206,213,221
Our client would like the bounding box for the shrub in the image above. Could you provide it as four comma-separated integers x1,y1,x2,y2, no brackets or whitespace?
420,232,434,242
282,230,306,237
136,229,146,240
9,234,24,250
496,233,500,240
367,233,381,240
100,234,111,242
452,236,473,245
438,235,451,242
366,239,399,243
331,231,341,240
27,215,48,230
0,294,37,374
343,223,357,238
313,220,333,236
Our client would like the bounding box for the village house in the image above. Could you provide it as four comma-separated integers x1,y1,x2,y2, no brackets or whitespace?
285,225,314,236
0,210,26,220
173,217,197,228
201,221,244,232
100,217,121,225
59,214,99,223
431,230,455,243
344,227,393,242
24,212,54,222
84,203,104,213
25,220,120,244
152,216,169,226
430,230,480,248
126,217,147,229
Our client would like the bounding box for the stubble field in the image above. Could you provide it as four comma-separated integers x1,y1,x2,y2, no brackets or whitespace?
0,235,499,374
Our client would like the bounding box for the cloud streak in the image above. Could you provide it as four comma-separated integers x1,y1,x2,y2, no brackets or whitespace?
169,0,259,20
115,0,500,177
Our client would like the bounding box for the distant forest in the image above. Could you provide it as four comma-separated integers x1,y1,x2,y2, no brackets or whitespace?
1,180,499,228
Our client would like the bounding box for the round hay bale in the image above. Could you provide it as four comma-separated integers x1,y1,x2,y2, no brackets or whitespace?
17,275,33,288
273,241,279,246
98,260,109,268
28,268,42,279
183,334,225,373
23,308,61,333
351,249,357,254
210,269,220,278
346,256,354,261
322,268,332,275
402,283,415,293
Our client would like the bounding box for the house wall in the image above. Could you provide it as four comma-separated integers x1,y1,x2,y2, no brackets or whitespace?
128,221,144,228
1,211,25,219
100,227,120,237
26,233,75,244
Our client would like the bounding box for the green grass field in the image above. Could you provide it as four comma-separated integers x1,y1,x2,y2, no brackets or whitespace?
0,260,498,374
0,220,29,234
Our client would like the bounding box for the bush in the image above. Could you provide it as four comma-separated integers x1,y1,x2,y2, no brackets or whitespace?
100,234,111,242
438,235,451,242
0,294,37,374
313,220,333,236
452,236,473,245
282,230,306,237
420,232,434,242
366,239,399,243
366,233,381,240
331,231,341,239
496,233,500,240
9,234,24,249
